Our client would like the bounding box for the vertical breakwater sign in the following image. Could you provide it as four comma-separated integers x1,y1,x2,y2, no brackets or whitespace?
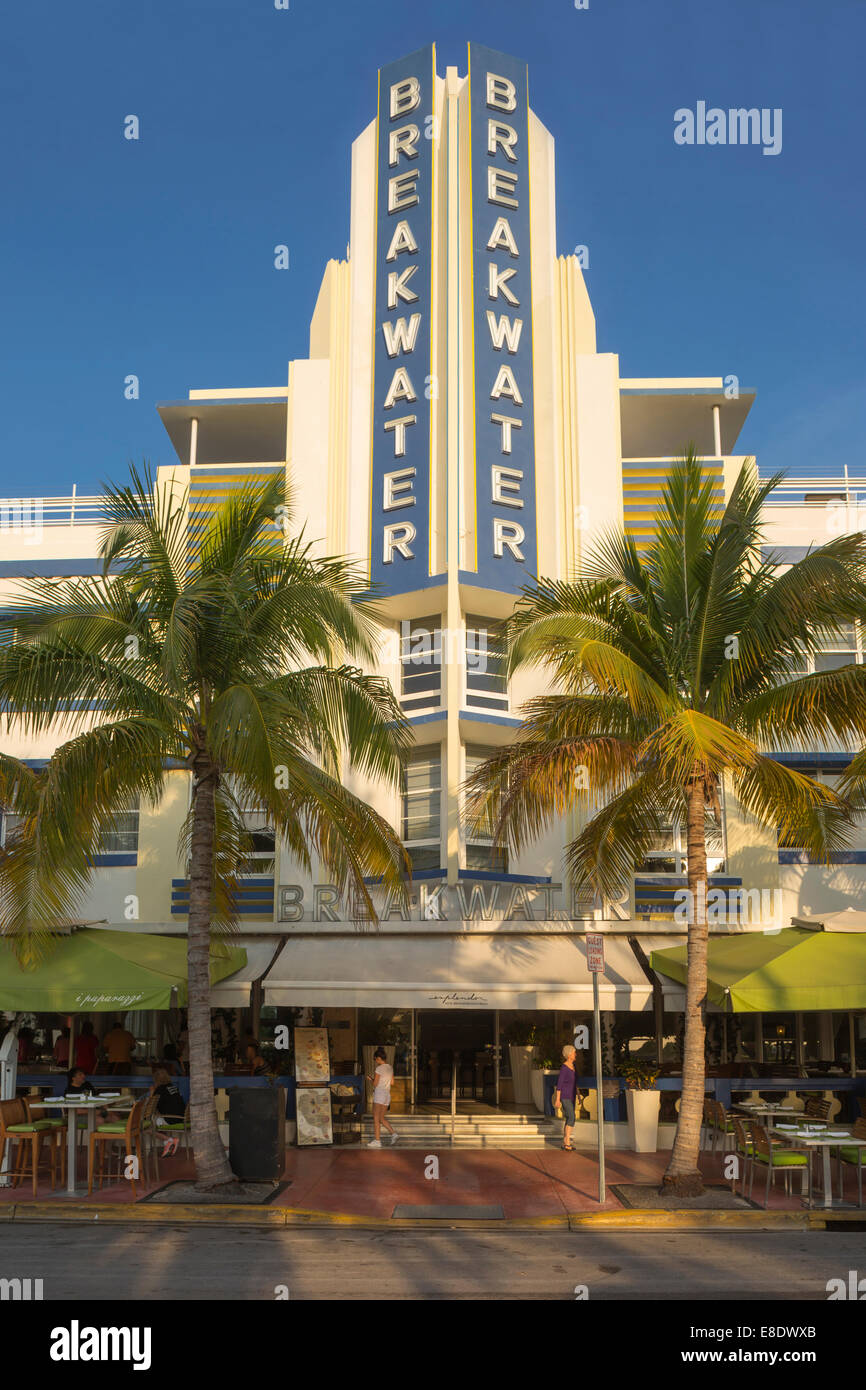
467,43,537,593
369,45,436,596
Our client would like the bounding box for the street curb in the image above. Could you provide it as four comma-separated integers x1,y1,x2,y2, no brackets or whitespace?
6,1202,866,1230
566,1210,864,1231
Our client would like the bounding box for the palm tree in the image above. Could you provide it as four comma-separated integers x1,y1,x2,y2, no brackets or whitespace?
0,467,410,1188
466,453,866,1196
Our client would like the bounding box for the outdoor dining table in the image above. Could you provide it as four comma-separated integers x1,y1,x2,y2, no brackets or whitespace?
30,1095,134,1196
733,1102,803,1122
769,1121,866,1210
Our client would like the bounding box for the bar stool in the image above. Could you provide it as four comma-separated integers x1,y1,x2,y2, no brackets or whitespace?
88,1099,145,1198
0,1098,64,1197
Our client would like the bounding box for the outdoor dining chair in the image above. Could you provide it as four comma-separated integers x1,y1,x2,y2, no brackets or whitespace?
699,1097,713,1152
730,1116,754,1196
87,1099,146,1198
139,1095,162,1186
748,1121,811,1208
804,1097,831,1121
697,1096,714,1151
153,1102,192,1159
0,1098,64,1197
22,1096,64,1133
834,1116,866,1208
708,1099,737,1154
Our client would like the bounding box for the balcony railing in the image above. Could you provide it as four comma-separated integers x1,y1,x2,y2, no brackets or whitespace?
0,493,113,528
761,473,866,507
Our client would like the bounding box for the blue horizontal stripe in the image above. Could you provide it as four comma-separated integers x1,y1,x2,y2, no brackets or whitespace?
771,754,853,771
171,877,274,887
460,711,522,727
0,561,123,578
171,904,273,915
635,877,743,888
779,850,866,865
458,869,552,884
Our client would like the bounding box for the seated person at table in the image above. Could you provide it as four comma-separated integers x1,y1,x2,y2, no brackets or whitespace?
65,1068,121,1122
148,1067,186,1125
65,1066,96,1097
161,1043,183,1076
245,1044,267,1076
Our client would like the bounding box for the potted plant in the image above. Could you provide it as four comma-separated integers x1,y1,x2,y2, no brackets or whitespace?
621,1058,661,1152
502,1020,538,1105
530,1028,559,1113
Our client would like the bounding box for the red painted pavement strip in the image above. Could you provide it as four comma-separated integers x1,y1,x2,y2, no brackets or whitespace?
274,1148,814,1218
0,1147,843,1215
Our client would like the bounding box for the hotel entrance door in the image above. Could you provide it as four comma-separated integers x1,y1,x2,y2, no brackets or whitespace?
414,1010,499,1108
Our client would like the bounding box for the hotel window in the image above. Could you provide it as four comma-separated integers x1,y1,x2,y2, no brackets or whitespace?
776,770,861,852
238,802,276,876
463,746,508,874
400,617,442,713
0,810,24,849
813,624,860,672
777,624,861,680
99,798,140,857
465,615,508,712
402,746,441,873
635,811,725,875
224,778,276,875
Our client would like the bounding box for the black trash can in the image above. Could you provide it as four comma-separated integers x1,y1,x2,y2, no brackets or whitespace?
228,1086,286,1181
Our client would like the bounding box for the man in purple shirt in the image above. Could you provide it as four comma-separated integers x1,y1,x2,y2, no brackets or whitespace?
553,1044,579,1151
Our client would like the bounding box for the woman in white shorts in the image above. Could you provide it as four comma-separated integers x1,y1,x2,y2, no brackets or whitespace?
367,1046,398,1148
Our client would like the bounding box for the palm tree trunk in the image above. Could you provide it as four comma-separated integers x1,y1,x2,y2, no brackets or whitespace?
661,780,708,1197
187,756,235,1188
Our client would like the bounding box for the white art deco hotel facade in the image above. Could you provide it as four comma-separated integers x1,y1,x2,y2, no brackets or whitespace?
2,45,864,1111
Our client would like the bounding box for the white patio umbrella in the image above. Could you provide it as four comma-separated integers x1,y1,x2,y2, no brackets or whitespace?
792,908,866,933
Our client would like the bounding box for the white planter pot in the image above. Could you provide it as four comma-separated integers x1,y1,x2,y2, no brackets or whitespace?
530,1068,557,1113
626,1089,660,1153
508,1045,535,1105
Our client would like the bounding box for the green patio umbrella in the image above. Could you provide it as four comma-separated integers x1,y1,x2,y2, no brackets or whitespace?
650,926,866,1013
0,929,246,1012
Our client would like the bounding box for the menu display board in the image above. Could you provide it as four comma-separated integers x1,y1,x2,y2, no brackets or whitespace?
294,1027,330,1085
296,1086,334,1146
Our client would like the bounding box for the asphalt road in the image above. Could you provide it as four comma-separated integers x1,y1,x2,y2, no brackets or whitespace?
1,1224,863,1301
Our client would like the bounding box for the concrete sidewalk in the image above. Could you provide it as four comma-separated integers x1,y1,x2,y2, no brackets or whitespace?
2,1144,865,1228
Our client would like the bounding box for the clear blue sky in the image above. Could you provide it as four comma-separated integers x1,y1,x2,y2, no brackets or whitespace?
2,0,863,498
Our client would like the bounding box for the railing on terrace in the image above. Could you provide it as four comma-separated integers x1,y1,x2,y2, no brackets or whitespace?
4,475,866,521
761,472,866,507
0,492,113,528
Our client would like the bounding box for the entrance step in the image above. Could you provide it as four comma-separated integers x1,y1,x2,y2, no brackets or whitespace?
359,1112,560,1148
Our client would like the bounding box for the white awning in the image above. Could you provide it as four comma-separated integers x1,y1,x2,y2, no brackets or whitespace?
210,941,282,1005
793,908,866,933
635,934,690,1013
263,932,666,1011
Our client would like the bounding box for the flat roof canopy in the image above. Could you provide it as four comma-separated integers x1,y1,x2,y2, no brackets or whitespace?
620,388,755,458
263,932,686,1011
157,400,287,466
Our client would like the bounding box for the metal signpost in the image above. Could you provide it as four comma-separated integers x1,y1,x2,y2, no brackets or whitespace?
586,933,606,1203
